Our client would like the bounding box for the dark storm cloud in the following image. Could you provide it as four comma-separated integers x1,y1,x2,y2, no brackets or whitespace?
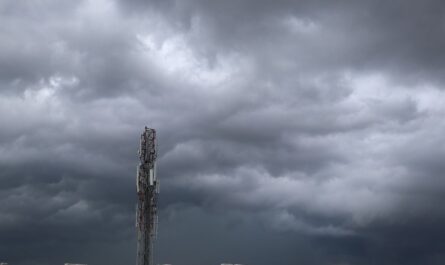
1,0,445,265
128,0,445,84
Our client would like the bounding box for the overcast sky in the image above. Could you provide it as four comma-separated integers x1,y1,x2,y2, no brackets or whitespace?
1,1,445,265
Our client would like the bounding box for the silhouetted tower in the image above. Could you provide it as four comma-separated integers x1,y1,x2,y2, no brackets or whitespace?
136,127,159,265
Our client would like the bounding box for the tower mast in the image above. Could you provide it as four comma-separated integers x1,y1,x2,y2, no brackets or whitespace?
136,127,159,265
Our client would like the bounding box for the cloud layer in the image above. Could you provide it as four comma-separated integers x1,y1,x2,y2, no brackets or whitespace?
1,1,445,264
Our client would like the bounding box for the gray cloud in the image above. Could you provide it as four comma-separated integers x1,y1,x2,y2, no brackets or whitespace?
1,0,445,265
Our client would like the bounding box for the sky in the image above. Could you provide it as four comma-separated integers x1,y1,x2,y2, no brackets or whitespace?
1,0,445,265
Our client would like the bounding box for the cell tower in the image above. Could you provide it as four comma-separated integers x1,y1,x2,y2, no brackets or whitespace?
136,127,159,265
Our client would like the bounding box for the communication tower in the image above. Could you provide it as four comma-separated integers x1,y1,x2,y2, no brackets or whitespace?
136,127,159,265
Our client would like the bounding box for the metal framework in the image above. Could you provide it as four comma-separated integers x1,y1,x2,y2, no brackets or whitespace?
136,127,159,265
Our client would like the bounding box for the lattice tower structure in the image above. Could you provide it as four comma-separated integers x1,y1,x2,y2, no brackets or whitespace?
136,127,159,265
